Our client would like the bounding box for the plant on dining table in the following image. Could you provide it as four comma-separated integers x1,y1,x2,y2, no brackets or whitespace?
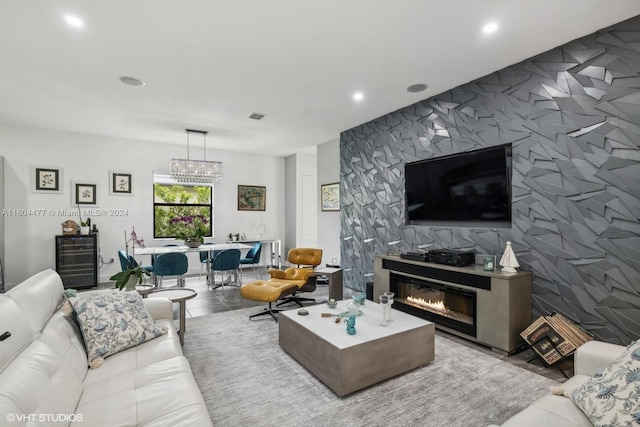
170,214,209,244
109,227,150,290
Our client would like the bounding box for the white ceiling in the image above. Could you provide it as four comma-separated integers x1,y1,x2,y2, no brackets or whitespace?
1,1,640,157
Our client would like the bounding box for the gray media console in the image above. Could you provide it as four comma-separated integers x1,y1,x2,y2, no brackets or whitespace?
373,255,532,355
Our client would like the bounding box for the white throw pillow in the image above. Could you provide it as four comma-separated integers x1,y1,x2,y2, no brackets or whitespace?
69,290,167,368
571,340,640,426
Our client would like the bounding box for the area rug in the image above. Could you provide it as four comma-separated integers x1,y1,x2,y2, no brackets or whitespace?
182,308,558,427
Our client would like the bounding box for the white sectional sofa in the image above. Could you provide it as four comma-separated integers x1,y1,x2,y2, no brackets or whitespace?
491,340,629,427
0,269,212,427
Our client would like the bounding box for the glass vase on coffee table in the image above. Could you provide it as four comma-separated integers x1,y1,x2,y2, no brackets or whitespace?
384,291,395,323
379,294,391,326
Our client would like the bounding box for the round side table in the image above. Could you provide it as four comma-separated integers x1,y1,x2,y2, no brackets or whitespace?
147,288,197,345
135,283,155,297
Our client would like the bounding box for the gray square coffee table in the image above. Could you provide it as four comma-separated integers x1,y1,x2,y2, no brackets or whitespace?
279,300,434,396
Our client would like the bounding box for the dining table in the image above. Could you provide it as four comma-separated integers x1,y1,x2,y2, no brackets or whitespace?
134,242,252,288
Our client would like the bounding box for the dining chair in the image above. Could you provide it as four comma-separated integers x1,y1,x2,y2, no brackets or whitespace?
153,252,189,287
118,250,154,273
199,243,221,280
239,242,263,279
118,250,156,288
151,243,180,267
209,249,241,290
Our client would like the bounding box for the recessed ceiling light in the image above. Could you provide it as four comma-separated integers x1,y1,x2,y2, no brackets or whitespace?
64,15,84,28
119,76,145,87
483,22,498,34
353,92,364,101
407,83,428,93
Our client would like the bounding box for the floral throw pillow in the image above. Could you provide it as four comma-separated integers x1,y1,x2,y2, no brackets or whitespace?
69,291,167,368
570,340,640,426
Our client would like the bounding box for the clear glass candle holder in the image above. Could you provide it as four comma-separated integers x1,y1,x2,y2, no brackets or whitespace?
379,295,390,326
383,292,394,323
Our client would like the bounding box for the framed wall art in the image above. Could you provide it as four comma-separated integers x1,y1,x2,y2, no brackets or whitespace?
72,182,97,206
32,166,62,193
321,182,340,211
110,171,132,195
238,185,266,211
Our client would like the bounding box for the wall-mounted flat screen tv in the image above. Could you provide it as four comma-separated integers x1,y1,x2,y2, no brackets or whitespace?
405,144,512,228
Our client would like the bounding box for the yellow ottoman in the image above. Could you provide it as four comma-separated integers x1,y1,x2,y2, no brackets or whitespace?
240,280,299,322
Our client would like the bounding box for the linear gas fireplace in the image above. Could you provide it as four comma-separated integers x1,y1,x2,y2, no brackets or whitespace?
390,273,477,337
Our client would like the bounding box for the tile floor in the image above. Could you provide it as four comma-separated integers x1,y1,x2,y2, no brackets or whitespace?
102,266,570,382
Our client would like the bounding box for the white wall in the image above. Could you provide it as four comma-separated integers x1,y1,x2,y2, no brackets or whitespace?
317,138,340,265
0,124,285,287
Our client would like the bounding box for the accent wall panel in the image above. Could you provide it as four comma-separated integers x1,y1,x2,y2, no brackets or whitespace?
340,16,640,344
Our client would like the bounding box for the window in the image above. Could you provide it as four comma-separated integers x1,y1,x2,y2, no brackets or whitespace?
153,183,213,239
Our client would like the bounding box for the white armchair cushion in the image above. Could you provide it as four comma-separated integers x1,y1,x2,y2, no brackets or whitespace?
570,340,640,425
69,291,167,368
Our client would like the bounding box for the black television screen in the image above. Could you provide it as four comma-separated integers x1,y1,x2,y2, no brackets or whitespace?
405,144,512,227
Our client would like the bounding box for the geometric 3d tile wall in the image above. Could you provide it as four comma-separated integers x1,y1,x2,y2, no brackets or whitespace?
340,16,640,345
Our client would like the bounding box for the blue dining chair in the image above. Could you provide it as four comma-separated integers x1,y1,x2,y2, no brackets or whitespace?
210,249,241,290
199,243,221,280
151,243,180,267
239,242,262,279
118,250,155,288
153,252,189,287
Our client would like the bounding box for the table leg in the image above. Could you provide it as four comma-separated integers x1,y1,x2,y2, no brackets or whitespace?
206,259,212,287
179,300,186,346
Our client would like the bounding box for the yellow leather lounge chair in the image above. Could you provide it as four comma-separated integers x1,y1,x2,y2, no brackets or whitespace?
268,248,322,307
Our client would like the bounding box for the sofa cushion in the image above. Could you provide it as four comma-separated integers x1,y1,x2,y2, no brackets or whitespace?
500,375,592,427
0,310,87,424
0,296,33,373
69,291,167,368
76,355,211,427
6,269,65,337
571,340,640,426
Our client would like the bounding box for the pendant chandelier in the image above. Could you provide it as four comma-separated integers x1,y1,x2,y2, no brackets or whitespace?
169,129,223,184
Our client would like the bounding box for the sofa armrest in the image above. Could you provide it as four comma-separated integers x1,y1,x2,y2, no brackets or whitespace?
574,340,626,376
143,297,173,321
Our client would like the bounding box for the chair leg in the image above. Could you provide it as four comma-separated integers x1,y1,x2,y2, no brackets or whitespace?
211,271,221,290
276,295,315,307
248,302,282,322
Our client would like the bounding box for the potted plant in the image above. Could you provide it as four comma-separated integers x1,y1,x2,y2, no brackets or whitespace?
77,206,91,234
109,227,150,290
170,214,209,247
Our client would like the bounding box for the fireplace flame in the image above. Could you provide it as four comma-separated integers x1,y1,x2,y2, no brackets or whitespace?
407,295,447,313
405,294,473,326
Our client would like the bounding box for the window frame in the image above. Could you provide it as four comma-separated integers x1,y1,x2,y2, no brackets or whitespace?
152,182,213,240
